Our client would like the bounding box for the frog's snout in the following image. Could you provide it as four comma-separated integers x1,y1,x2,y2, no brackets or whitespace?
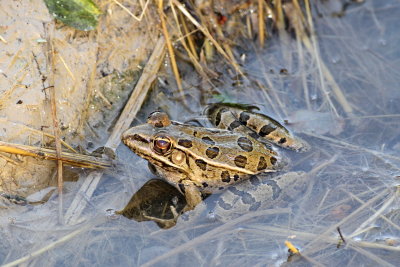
122,128,151,145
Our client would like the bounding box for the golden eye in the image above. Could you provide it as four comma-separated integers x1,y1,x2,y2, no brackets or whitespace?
152,134,172,155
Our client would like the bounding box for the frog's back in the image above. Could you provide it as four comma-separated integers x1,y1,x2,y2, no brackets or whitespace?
169,122,281,175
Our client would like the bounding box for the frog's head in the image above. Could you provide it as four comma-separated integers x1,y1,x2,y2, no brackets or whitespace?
122,111,186,170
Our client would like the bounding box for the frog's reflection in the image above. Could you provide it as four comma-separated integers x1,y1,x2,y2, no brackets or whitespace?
118,179,187,229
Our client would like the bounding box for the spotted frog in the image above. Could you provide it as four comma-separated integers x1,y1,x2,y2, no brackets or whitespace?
122,103,308,210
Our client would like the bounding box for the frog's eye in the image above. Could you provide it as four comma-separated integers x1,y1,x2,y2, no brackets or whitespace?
152,134,172,155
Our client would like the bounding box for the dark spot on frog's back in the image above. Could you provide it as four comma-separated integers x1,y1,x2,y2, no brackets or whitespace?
233,174,239,181
195,159,207,171
202,136,215,145
178,139,193,148
221,171,231,183
234,155,247,168
228,120,241,130
206,146,220,159
237,136,253,152
270,156,277,165
249,132,260,140
239,111,250,124
257,156,268,171
202,182,208,188
259,124,275,137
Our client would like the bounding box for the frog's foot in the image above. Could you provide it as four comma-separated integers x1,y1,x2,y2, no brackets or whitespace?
142,205,180,229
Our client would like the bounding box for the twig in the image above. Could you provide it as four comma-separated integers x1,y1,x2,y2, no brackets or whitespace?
0,140,112,169
64,36,166,225
49,41,64,224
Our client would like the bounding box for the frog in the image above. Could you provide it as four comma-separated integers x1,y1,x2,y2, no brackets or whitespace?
122,103,309,211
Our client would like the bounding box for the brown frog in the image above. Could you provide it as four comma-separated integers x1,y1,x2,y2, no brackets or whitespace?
122,104,308,210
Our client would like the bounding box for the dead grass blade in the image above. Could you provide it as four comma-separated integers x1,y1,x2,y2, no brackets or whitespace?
302,0,353,115
112,0,150,22
258,0,265,46
171,0,244,76
157,0,184,99
0,118,77,153
170,3,214,84
47,38,65,223
178,10,198,60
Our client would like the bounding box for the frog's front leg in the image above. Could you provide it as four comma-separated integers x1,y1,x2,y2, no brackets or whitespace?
179,180,203,211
